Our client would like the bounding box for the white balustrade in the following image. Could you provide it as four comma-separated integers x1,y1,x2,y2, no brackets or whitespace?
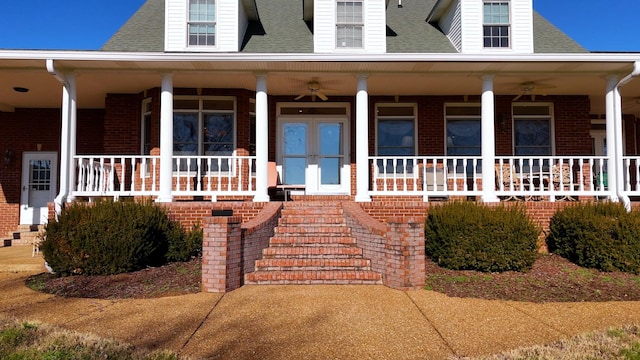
73,155,256,198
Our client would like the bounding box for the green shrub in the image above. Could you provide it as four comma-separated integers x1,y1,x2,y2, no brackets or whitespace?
547,202,640,274
425,201,539,272
166,224,203,262
40,199,200,276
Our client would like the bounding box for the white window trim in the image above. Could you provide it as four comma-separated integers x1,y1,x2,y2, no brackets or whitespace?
187,0,218,48
482,0,511,49
444,103,482,156
511,102,555,156
335,0,364,50
140,97,153,178
173,96,237,175
374,103,418,156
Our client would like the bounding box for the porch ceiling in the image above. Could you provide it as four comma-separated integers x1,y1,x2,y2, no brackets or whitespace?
1,56,640,116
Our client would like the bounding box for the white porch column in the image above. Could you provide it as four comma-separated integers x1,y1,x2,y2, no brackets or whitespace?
605,76,619,202
253,74,270,202
54,75,73,215
157,74,174,203
481,75,499,202
66,73,77,202
355,74,371,202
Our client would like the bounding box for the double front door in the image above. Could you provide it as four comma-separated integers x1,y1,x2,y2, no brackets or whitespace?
279,116,350,195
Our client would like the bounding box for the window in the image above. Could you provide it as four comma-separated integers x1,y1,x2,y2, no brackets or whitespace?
375,104,416,173
188,0,216,47
483,1,510,48
336,0,363,48
173,97,235,171
446,105,481,174
513,104,552,156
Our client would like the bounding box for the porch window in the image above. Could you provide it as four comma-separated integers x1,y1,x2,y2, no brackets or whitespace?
375,104,416,173
336,0,363,48
188,0,216,47
513,104,552,155
173,97,235,171
141,98,152,156
483,1,510,48
446,105,481,173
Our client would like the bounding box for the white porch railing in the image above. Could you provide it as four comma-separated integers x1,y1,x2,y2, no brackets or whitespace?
73,155,256,198
622,156,640,195
370,156,612,201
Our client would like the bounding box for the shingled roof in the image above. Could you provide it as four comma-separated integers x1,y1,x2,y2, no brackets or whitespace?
101,0,587,54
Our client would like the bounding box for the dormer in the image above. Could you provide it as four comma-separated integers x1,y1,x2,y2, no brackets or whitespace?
311,0,387,54
165,0,259,52
427,0,534,54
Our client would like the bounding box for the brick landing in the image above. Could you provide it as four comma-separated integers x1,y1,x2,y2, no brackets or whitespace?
244,202,382,285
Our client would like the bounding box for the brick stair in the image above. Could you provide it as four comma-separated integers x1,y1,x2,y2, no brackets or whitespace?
4,225,44,246
245,202,382,285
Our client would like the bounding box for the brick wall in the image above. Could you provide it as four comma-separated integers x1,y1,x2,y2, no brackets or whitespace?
343,202,425,290
201,202,281,293
0,108,104,236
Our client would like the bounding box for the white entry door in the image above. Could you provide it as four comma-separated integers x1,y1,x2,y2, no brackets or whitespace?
20,152,58,225
280,118,350,195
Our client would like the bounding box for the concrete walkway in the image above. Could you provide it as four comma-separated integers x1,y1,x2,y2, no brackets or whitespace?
1,245,640,359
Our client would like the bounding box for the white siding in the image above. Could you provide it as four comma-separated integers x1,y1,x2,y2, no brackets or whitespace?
510,0,533,53
439,0,462,52
364,0,386,53
165,0,188,52
314,0,386,54
459,0,483,53
164,0,245,52
217,0,239,51
314,0,336,53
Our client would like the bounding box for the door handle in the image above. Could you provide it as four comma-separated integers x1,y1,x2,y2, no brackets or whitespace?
22,186,26,191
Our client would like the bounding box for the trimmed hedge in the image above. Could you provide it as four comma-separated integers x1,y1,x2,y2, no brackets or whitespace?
425,201,539,272
547,202,640,274
40,199,202,276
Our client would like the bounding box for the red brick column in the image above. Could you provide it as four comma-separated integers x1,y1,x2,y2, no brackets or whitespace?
202,216,242,293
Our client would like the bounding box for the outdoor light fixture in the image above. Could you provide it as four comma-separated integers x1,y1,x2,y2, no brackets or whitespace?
13,87,29,93
3,148,14,167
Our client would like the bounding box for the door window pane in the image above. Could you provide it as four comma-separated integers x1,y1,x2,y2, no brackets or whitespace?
284,123,308,155
320,158,341,185
283,158,306,185
319,123,342,156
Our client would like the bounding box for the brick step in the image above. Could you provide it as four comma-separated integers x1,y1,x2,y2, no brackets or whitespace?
278,216,345,225
262,246,363,258
244,270,382,285
255,258,372,271
274,225,351,235
280,208,344,216
270,236,357,246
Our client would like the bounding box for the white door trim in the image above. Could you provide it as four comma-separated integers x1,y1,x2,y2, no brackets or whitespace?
20,152,58,225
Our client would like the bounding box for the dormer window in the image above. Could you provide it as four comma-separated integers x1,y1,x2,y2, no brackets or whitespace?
188,0,216,47
483,1,510,48
336,0,363,49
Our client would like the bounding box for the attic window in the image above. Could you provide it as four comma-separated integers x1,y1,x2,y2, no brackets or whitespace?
188,0,216,46
483,1,510,48
336,0,363,48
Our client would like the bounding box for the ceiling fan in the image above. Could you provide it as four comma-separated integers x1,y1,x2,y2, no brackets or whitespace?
512,81,555,101
295,80,330,101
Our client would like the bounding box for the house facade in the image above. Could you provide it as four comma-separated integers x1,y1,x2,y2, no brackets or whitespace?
2,0,640,288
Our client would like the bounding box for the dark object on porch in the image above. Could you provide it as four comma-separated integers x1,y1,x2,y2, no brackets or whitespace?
3,239,11,247
212,209,233,216
12,232,20,240
268,162,306,201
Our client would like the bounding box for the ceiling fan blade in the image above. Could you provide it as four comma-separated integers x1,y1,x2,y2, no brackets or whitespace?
316,91,328,101
513,94,523,101
294,94,305,100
